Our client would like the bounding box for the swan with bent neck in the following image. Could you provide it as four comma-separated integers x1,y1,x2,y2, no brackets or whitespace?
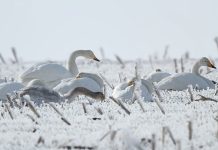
157,57,216,91
53,72,104,95
20,50,100,88
20,78,105,105
112,78,154,103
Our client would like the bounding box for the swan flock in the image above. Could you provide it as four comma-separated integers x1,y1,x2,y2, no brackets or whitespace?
0,49,217,104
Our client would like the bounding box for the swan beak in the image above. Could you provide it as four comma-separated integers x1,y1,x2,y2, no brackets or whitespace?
93,57,100,62
208,62,216,69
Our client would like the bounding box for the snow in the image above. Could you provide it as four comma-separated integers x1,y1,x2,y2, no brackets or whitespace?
0,58,218,150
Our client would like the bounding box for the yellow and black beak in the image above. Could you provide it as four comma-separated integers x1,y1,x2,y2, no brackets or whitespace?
208,62,216,69
93,57,100,62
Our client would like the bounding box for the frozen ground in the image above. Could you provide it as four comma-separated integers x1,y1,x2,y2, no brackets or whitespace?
0,58,218,150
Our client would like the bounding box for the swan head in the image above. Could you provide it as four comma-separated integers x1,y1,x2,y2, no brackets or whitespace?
96,92,105,101
76,72,86,78
199,57,216,69
127,77,137,86
156,69,162,72
83,50,100,62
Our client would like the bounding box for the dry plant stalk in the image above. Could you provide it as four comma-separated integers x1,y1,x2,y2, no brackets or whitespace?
110,130,117,141
153,98,165,115
181,57,184,72
49,102,71,125
99,73,114,89
176,140,181,150
162,126,167,146
151,134,156,150
4,103,14,120
25,98,40,118
174,59,178,73
118,73,122,83
188,87,194,102
11,47,19,63
188,121,193,140
115,54,125,68
135,63,139,79
26,114,38,124
61,117,71,125
6,94,14,108
166,127,176,145
109,96,131,115
95,107,103,115
214,37,218,51
163,45,169,59
195,94,218,103
36,136,45,146
82,103,87,114
214,116,218,139
49,102,63,116
0,53,6,64
149,56,154,70
152,83,164,102
99,130,111,141
134,92,145,113
100,47,105,59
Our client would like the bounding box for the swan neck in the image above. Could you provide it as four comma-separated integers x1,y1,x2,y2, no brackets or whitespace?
68,51,83,76
192,61,200,75
85,74,104,88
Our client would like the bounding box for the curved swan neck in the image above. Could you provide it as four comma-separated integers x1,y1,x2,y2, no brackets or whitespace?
82,73,104,88
192,61,201,75
64,87,105,101
68,50,85,76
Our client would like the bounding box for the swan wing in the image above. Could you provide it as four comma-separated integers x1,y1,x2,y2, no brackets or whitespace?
112,83,134,102
157,73,212,90
20,62,72,86
146,72,171,83
54,77,101,95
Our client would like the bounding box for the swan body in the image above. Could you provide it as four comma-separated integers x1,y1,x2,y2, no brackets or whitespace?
18,74,104,105
20,50,99,88
157,57,216,90
53,72,104,95
145,69,171,83
0,82,24,101
112,79,153,103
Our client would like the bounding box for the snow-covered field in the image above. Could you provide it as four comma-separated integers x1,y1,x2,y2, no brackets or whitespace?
0,58,218,150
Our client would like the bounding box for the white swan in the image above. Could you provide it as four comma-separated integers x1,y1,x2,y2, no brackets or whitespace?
144,69,171,84
0,82,24,101
157,57,216,91
112,78,154,103
20,78,104,104
53,72,104,96
20,50,100,88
